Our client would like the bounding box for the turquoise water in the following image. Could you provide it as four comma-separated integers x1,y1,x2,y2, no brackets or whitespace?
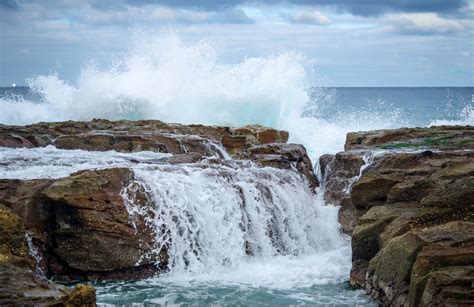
94,280,374,306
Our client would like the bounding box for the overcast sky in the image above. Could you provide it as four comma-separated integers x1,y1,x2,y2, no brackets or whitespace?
0,0,473,86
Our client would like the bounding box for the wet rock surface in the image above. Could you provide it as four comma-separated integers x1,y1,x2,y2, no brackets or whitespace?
0,205,96,305
321,125,474,306
0,119,288,158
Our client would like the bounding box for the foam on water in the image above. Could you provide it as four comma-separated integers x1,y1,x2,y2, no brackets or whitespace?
0,146,171,179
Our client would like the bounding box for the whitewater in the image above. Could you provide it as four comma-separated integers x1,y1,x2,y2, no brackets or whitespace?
0,32,472,306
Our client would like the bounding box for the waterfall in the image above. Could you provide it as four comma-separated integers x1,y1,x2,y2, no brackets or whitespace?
1,146,351,288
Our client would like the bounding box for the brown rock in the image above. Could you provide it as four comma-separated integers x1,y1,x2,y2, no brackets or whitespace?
248,143,318,189
322,151,365,205
345,125,474,151
41,168,159,279
318,154,334,180
0,205,96,305
342,128,474,306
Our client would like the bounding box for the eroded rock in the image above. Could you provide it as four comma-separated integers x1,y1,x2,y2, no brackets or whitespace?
343,136,474,305
41,168,159,279
248,143,318,189
0,205,96,305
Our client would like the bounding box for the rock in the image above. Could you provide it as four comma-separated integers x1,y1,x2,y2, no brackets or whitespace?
0,119,317,287
0,205,96,305
345,125,474,151
64,284,96,307
248,143,318,189
417,266,474,307
346,149,474,305
162,152,205,164
41,168,159,279
0,120,289,160
410,245,474,306
363,221,474,306
338,197,360,235
318,151,366,234
318,154,334,180
322,151,365,205
223,125,289,158
323,126,474,305
351,150,474,209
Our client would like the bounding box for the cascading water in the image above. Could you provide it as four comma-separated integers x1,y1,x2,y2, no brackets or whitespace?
131,163,344,274
0,145,373,305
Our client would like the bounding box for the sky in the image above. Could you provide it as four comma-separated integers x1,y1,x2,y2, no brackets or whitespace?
0,0,473,87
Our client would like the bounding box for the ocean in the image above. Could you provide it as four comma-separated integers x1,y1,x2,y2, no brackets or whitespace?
0,38,473,306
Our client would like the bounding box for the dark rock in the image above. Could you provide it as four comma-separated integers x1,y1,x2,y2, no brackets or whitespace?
0,204,96,305
318,154,334,180
41,168,159,279
248,143,318,189
322,151,365,205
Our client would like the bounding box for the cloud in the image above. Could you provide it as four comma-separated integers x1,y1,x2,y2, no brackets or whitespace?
290,10,330,25
384,13,474,35
0,0,19,10
111,0,470,17
5,0,469,17
289,0,469,16
0,0,472,87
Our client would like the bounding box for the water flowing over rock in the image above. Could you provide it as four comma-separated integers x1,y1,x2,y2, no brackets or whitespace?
0,119,319,305
320,125,474,306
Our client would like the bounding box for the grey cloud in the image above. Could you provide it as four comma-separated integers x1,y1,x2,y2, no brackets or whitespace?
381,13,474,35
209,9,254,24
6,1,468,16
287,0,468,16
290,10,330,25
0,0,19,10
93,0,469,16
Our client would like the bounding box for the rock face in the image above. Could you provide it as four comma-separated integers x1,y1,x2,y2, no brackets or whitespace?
42,168,159,279
319,151,366,234
321,125,474,306
1,168,159,281
0,119,315,187
0,205,96,305
248,143,318,189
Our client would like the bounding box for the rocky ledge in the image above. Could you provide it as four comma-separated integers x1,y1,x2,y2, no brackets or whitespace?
320,125,473,306
0,119,317,305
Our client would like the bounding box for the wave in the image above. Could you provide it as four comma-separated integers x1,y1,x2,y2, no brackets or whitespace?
429,105,474,126
1,31,472,159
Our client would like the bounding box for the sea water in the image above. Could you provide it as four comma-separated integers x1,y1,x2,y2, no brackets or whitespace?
0,33,472,306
